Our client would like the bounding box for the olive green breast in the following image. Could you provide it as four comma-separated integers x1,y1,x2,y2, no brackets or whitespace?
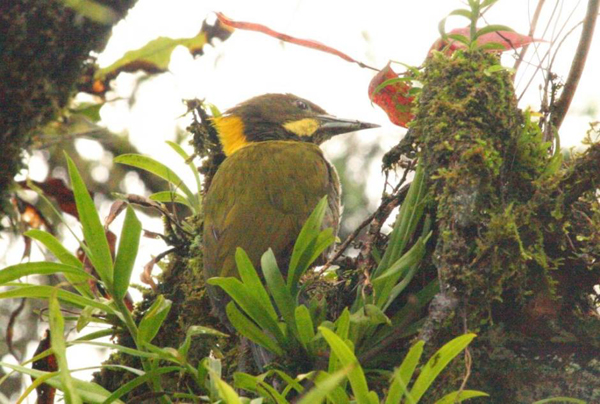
202,140,340,307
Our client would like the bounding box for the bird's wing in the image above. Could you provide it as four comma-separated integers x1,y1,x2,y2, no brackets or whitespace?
203,141,337,283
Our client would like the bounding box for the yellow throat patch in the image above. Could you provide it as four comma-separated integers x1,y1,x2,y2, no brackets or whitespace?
283,118,320,137
212,115,247,156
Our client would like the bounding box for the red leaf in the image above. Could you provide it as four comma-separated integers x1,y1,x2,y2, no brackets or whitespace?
19,178,80,219
32,330,57,404
430,27,544,55
368,63,415,128
216,12,377,71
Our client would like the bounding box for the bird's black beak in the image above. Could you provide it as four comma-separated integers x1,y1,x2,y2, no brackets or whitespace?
313,114,379,144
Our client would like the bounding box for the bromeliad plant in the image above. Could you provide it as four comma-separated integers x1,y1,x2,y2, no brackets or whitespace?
0,155,230,403
208,164,431,363
207,163,487,402
0,154,482,403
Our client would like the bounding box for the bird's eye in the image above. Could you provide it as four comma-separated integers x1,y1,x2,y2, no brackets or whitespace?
295,100,309,110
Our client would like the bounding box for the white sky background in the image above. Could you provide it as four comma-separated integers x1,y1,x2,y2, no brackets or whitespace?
3,0,600,401
97,0,600,211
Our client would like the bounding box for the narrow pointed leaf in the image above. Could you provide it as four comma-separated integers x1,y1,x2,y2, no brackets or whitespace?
114,154,195,203
24,230,82,268
474,24,515,39
434,390,489,403
165,140,202,209
385,340,424,404
225,302,284,355
209,277,285,343
49,292,82,404
138,295,172,344
261,249,298,340
214,375,243,404
0,262,92,285
235,248,278,321
149,191,191,207
410,334,476,402
0,285,116,314
320,327,371,404
288,196,328,291
113,206,142,300
297,367,352,404
103,366,182,404
375,163,426,276
25,230,92,297
295,305,315,346
1,363,121,403
66,154,114,283
374,237,426,308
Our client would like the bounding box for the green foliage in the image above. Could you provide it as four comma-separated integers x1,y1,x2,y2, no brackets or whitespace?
113,206,142,301
95,26,227,80
115,149,201,212
438,0,514,51
1,144,476,402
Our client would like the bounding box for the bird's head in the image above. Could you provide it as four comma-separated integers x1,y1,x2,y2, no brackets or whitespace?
211,93,379,156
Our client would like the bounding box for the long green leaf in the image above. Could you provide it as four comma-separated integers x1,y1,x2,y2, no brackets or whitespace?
385,340,424,404
66,154,114,284
295,305,315,347
209,277,285,344
25,230,82,268
287,196,328,293
149,191,191,207
374,163,426,278
17,371,59,403
103,366,182,404
49,291,82,404
261,249,298,341
113,206,141,301
297,367,352,404
234,248,278,321
434,390,489,403
474,24,515,40
0,262,92,285
307,228,335,270
226,302,283,355
1,363,121,403
449,8,473,19
320,327,372,404
373,237,426,308
25,230,92,297
0,285,116,314
329,309,351,374
215,375,243,404
165,140,202,210
234,372,288,404
114,154,195,203
138,295,172,345
410,334,476,402
383,267,419,312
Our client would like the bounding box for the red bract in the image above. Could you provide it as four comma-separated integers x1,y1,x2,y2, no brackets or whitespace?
430,26,543,55
368,63,415,128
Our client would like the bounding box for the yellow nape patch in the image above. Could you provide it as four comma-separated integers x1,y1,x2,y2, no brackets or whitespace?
283,118,320,137
212,115,248,156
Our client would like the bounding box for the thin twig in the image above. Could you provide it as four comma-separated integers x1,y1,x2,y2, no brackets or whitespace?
513,0,547,72
317,194,399,273
319,169,412,274
551,0,600,130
